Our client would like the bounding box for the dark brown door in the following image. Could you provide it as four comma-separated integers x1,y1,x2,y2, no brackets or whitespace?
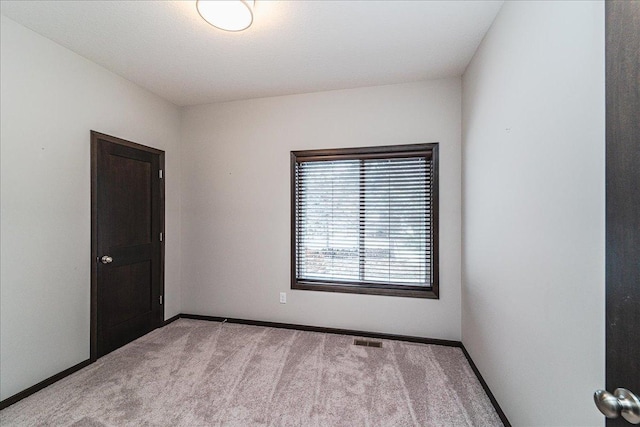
604,1,639,426
91,131,164,360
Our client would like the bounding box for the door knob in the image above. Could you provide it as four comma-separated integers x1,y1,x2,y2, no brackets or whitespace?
594,388,640,424
100,255,113,264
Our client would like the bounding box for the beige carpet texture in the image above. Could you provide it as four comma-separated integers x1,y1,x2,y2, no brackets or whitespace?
0,319,502,426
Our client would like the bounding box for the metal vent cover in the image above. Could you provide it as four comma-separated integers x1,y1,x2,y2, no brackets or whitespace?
354,339,382,348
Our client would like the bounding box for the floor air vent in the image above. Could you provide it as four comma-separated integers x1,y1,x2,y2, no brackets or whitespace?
354,339,382,348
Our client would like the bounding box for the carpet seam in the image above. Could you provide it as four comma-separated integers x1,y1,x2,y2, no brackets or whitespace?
213,327,268,426
262,329,298,425
388,341,420,427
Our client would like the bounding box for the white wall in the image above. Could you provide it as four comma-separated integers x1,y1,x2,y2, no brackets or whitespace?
461,2,605,426
180,79,462,340
0,16,181,400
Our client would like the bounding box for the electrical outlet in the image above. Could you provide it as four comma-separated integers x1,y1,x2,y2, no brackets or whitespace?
279,292,287,304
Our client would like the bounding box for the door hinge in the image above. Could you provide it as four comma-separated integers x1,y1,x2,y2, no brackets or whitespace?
159,169,163,179
160,295,163,305
159,232,163,242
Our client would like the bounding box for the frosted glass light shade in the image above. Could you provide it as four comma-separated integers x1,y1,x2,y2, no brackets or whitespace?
197,0,254,32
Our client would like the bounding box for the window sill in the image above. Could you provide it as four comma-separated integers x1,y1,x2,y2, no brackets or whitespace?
292,281,439,299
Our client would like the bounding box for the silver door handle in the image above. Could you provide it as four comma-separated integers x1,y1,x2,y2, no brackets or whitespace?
594,388,640,424
100,255,113,264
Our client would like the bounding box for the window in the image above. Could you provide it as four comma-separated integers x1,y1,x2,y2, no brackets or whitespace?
291,143,438,298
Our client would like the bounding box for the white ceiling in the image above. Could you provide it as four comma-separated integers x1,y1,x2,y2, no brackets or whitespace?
0,1,503,106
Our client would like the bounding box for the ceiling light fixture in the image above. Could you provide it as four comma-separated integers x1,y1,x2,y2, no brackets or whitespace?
196,0,254,32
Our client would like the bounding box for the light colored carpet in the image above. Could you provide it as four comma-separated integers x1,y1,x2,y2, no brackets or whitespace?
0,319,502,426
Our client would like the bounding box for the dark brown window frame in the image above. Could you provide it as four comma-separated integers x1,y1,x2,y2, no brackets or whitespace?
290,143,439,299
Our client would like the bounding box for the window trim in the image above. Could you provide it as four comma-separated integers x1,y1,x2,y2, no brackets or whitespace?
290,143,439,299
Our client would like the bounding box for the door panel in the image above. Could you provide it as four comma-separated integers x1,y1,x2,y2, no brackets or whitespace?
103,261,152,327
91,131,164,359
105,154,152,247
605,1,640,426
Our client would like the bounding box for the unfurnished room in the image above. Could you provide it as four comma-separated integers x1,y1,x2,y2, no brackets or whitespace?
0,1,638,426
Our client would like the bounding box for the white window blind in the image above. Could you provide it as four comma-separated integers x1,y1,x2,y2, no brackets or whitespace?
294,153,434,289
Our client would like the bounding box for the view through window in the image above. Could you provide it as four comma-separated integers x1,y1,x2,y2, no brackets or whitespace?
291,143,438,298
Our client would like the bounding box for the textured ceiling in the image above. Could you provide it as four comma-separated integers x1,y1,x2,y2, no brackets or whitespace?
0,1,503,106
